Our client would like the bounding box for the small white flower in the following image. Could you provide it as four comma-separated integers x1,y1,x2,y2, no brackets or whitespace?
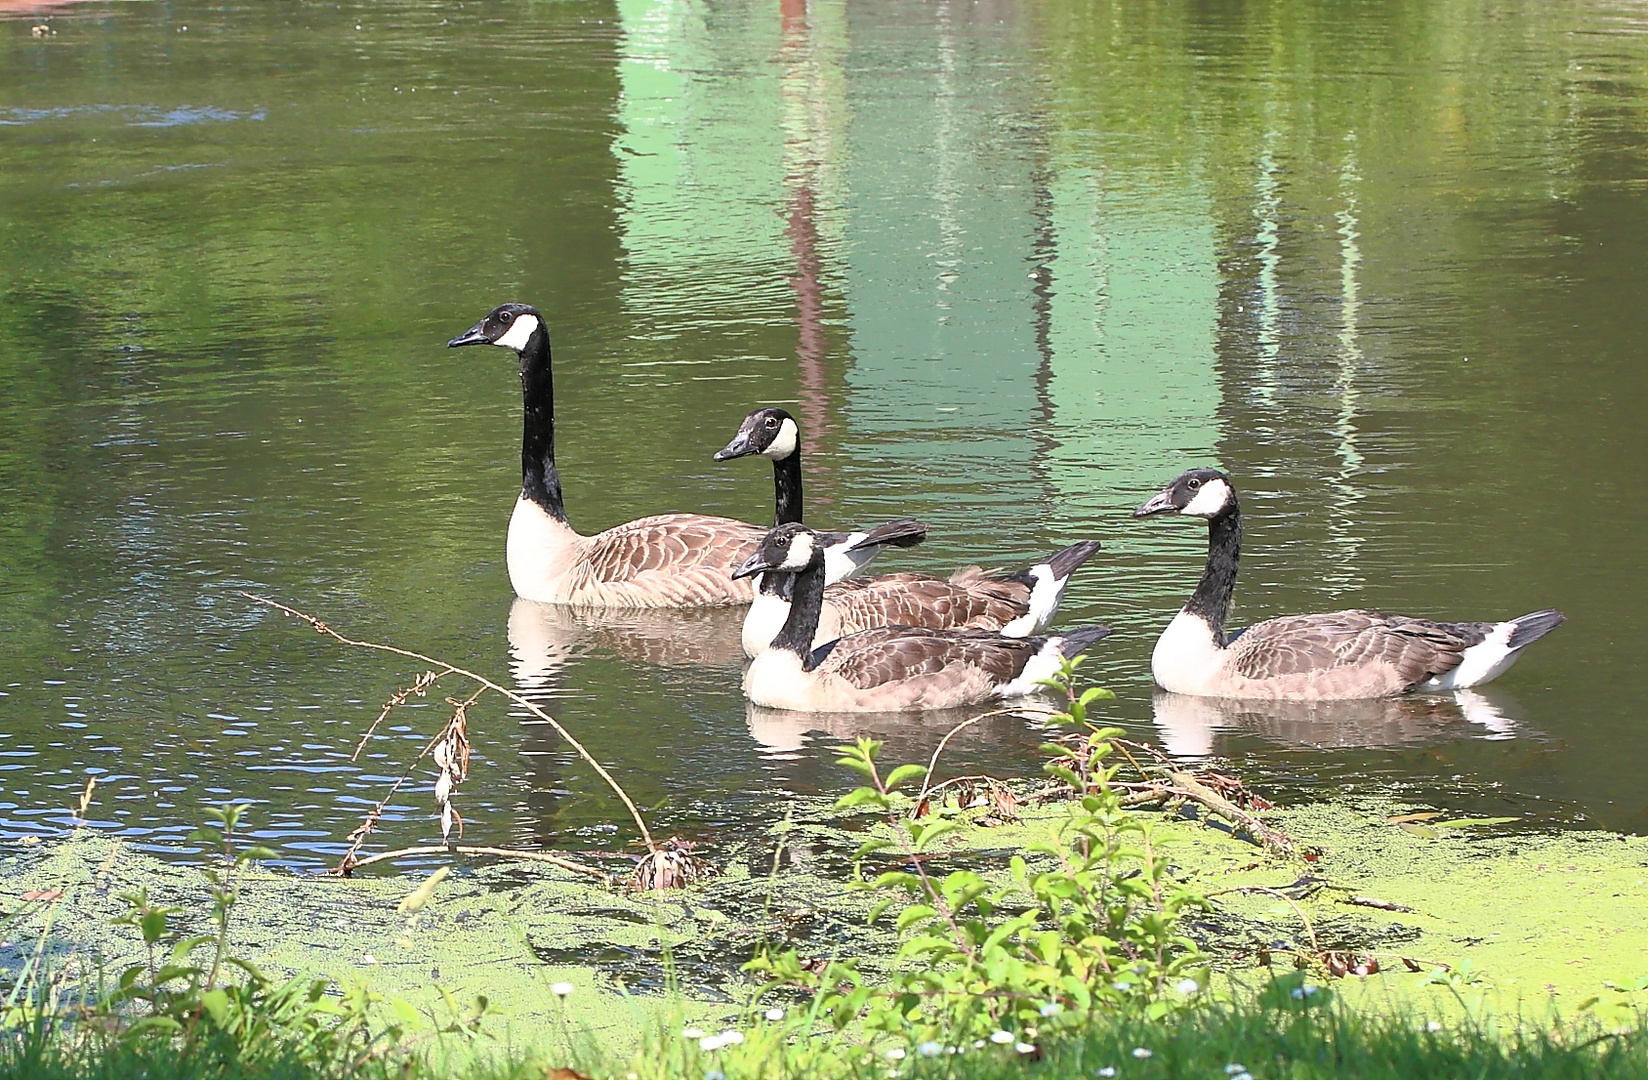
360,953,377,965
1097,1068,1118,1078
1015,1042,1036,1055
1225,1065,1248,1075
990,1030,1015,1045
973,1039,986,1049
682,1027,704,1040
1234,1074,1254,1080
764,1007,784,1021
1176,977,1200,994
918,1042,942,1057
699,1034,724,1052
1132,1046,1154,1059
886,1048,906,1061
1426,1020,1443,1033
705,1072,724,1080
1040,1002,1062,1017
720,1030,744,1046
550,981,574,997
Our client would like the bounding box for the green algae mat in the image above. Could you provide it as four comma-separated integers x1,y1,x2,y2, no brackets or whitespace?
3,798,1644,1051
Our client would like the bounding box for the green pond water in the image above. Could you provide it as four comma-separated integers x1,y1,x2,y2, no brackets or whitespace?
2,0,1646,868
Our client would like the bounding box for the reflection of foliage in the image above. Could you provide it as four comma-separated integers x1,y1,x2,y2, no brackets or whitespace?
1034,0,1589,189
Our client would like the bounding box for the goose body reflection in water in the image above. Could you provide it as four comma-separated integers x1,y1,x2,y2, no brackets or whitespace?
744,699,1052,762
507,597,747,694
1150,687,1523,759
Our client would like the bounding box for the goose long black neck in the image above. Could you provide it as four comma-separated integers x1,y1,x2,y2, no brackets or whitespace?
518,326,567,523
1187,508,1241,645
771,450,804,527
770,560,826,666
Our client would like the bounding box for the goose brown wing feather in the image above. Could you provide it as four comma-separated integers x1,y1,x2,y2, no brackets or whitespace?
568,514,764,605
820,628,1037,690
1228,610,1493,689
822,571,1032,635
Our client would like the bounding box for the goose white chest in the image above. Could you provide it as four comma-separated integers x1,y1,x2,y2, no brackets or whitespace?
743,648,811,710
1150,609,1225,696
506,495,580,603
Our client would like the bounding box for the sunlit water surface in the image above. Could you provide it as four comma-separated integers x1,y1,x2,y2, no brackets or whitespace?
3,0,1647,867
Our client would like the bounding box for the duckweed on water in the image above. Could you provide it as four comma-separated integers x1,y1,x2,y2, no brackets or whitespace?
2,713,1646,1076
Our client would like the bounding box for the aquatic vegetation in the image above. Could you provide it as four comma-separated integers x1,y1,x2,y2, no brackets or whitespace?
745,657,1206,1048
0,804,481,1079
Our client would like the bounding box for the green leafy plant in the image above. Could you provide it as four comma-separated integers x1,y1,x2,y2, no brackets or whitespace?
98,803,426,1069
747,656,1206,1049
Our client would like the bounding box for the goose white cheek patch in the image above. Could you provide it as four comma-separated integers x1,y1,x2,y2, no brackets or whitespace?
781,534,816,570
1182,478,1231,517
762,418,799,460
494,313,540,351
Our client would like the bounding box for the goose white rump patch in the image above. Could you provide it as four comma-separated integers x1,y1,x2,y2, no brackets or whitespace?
1417,620,1522,690
1000,564,1066,637
994,638,1069,699
824,534,877,584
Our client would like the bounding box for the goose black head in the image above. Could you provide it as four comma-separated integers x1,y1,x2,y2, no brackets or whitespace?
447,303,544,353
714,407,799,463
731,522,822,580
1134,468,1238,520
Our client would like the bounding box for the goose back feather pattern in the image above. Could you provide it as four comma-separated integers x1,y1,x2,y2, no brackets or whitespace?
820,567,1032,637
558,513,767,608
1224,611,1496,697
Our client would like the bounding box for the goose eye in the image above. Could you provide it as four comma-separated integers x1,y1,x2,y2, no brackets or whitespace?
499,310,512,321
765,417,778,428
1187,478,1201,490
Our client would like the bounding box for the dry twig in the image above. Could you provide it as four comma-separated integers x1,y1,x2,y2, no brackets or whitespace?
345,845,615,881
244,593,661,869
1037,735,1297,856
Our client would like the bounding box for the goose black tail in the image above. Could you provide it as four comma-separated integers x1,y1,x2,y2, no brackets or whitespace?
1041,539,1102,581
846,518,929,551
995,539,1103,584
1507,609,1565,650
1054,624,1114,660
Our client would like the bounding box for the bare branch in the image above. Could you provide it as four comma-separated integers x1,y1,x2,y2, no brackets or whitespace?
354,668,453,762
244,593,658,854
914,707,1019,805
343,845,615,882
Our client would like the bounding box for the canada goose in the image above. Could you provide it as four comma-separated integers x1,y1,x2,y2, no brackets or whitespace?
1134,468,1564,700
737,543,1105,658
715,406,1102,656
713,406,928,581
731,523,1114,712
449,303,771,607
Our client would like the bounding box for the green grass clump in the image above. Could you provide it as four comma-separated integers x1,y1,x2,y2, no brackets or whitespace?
594,986,1648,1080
11,995,1644,1080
